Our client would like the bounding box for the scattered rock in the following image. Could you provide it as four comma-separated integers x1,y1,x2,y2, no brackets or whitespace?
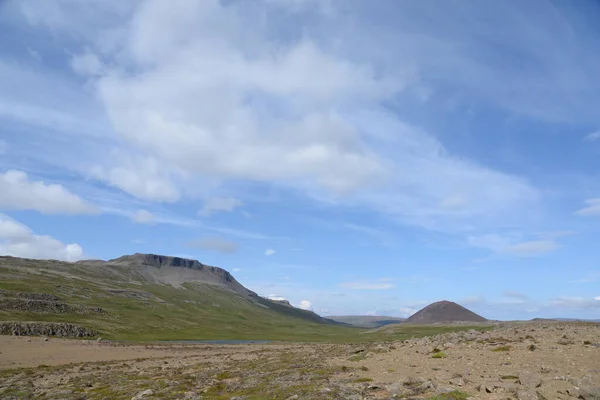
580,385,600,400
131,389,154,399
0,322,97,338
284,395,299,400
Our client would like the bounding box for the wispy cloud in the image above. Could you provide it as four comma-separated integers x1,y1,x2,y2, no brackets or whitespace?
574,198,600,217
132,209,154,224
550,296,600,309
199,197,243,217
503,290,529,300
569,272,600,284
186,236,238,254
340,279,394,290
584,130,600,142
7,0,551,234
468,233,561,257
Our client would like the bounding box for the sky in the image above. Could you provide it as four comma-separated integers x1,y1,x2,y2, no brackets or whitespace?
1,0,599,320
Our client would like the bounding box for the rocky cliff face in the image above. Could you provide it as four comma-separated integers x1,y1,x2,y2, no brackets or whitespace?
405,300,487,324
0,322,97,337
108,253,251,294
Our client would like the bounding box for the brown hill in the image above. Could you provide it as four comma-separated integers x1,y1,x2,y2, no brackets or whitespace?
405,300,487,324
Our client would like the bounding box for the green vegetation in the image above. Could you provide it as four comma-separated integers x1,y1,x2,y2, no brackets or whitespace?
0,258,493,342
431,351,447,359
501,375,519,380
427,390,469,400
352,377,373,383
347,353,366,362
491,345,511,352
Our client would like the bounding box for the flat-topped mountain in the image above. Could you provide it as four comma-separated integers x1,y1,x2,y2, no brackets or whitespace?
405,300,487,324
0,254,339,340
107,253,252,295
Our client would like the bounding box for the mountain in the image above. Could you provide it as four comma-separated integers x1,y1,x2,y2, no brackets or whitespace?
0,254,345,341
405,300,487,324
328,315,405,328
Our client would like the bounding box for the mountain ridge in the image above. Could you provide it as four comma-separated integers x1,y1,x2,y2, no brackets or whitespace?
0,254,342,340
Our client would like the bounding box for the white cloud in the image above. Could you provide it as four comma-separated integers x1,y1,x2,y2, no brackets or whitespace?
264,249,276,256
70,49,104,76
0,170,96,214
132,209,154,224
91,155,181,203
15,1,537,229
187,237,238,254
298,300,313,310
584,130,600,142
340,280,395,290
268,295,286,301
17,0,600,234
198,197,243,217
595,296,600,301
0,214,84,261
468,234,559,257
575,198,600,217
9,0,549,233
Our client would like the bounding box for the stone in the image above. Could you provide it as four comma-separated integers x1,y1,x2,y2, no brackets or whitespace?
516,389,537,400
284,395,299,400
477,384,493,393
449,377,465,386
580,386,600,400
434,386,454,395
131,389,154,400
345,395,362,400
418,381,435,391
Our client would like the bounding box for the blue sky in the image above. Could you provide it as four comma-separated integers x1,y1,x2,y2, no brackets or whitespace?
1,0,599,320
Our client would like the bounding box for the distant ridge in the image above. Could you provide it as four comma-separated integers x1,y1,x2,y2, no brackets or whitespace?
328,315,405,328
405,300,487,324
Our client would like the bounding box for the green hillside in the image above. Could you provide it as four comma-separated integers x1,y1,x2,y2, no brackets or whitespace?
0,255,491,342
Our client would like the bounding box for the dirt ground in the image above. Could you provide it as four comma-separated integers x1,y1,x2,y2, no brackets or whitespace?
0,322,599,399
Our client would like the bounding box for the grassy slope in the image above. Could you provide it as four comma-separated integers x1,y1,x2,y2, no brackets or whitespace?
0,258,491,342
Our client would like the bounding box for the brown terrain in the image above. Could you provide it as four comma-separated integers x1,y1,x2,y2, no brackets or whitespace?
1,321,599,399
405,301,488,324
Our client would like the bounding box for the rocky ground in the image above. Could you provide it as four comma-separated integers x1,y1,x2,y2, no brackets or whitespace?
0,322,598,399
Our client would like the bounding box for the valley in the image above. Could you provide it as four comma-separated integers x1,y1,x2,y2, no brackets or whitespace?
1,254,599,399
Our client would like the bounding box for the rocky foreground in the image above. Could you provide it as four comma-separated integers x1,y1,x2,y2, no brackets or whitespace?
0,322,598,399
